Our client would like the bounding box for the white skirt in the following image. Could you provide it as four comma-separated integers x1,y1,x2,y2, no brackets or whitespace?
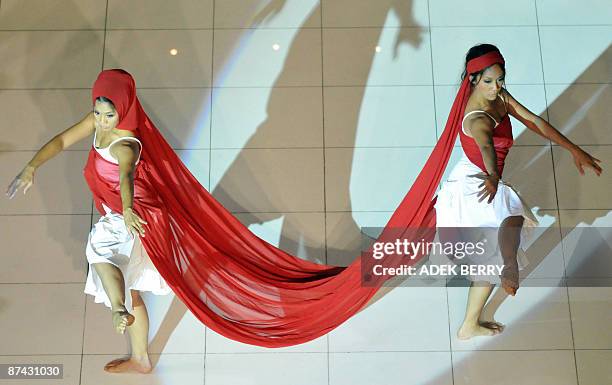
434,152,539,284
84,204,172,312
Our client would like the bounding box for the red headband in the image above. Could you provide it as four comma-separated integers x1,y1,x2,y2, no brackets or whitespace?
466,51,505,74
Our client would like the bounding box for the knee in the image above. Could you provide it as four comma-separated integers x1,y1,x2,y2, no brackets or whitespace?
501,215,524,228
130,289,144,307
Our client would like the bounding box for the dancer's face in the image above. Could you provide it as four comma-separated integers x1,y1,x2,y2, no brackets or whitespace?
472,64,505,101
93,100,119,131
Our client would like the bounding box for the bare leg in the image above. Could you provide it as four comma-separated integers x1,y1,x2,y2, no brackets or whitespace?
92,263,134,333
457,281,502,340
104,290,153,374
499,215,524,296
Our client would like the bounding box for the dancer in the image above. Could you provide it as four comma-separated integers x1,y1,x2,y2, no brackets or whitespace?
6,89,169,373
434,44,602,340
5,54,601,361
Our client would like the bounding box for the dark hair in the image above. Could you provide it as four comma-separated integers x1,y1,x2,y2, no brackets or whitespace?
460,44,505,85
95,96,115,108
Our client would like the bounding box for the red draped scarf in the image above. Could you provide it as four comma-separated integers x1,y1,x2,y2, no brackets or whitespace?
83,51,505,348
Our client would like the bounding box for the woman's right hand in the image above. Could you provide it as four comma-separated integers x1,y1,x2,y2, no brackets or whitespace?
469,172,500,204
6,165,36,199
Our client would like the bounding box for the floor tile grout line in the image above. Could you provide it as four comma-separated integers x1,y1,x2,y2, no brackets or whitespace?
320,1,328,269
319,4,331,384
428,0,455,381
426,0,441,155
0,207,602,217
0,348,609,358
4,143,611,153
534,2,581,384
80,0,108,383
1,81,609,91
1,24,611,32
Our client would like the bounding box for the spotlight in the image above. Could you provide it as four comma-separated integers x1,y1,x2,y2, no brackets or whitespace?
169,48,178,56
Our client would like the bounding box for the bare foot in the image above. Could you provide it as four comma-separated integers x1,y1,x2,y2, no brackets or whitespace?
501,263,519,296
111,308,135,334
457,323,501,340
479,320,505,333
104,356,152,374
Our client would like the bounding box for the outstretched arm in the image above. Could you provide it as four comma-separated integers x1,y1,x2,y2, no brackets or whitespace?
6,112,95,199
503,88,602,176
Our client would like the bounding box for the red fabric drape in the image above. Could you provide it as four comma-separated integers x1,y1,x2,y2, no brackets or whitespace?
84,54,503,347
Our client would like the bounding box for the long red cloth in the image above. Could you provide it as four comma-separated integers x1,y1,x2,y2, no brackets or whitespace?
83,54,503,347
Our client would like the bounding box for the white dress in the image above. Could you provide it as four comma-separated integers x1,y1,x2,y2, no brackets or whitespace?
433,110,539,284
83,133,172,312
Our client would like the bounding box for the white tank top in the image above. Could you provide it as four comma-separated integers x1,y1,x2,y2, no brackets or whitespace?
93,130,142,165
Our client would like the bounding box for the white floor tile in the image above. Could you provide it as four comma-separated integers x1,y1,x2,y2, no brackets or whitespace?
138,88,212,150
104,30,213,88
568,287,612,349
430,27,542,85
325,147,432,212
329,351,453,385
80,353,204,385
0,0,106,30
448,286,573,350
205,352,327,385
0,31,103,88
322,0,429,28
323,27,431,86
429,0,536,26
503,146,558,210
0,90,93,151
215,0,321,29
213,28,322,87
553,145,612,209
539,26,611,84
536,0,612,25
575,350,612,385
545,84,612,146
324,85,437,147
453,350,578,385
107,0,213,29
0,215,89,283
329,287,450,351
559,210,612,283
211,87,323,148
0,284,85,355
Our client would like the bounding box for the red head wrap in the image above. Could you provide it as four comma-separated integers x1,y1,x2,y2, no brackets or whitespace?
466,50,505,74
91,69,142,132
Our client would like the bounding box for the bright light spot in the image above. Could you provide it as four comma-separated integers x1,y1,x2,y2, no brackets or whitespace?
375,46,382,53
272,43,280,51
169,48,178,56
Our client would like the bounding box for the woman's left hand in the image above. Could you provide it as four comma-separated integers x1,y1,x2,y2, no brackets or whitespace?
123,207,147,238
572,148,603,176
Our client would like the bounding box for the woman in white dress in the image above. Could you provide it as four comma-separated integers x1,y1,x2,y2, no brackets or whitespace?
6,95,170,373
434,44,602,340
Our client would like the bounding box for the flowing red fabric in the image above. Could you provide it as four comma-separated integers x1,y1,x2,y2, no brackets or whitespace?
83,54,503,347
